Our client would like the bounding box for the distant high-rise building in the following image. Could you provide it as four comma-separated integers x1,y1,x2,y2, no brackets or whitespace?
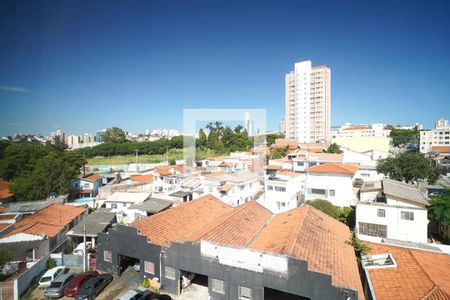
285,60,331,143
420,118,450,153
279,118,286,135
244,112,253,136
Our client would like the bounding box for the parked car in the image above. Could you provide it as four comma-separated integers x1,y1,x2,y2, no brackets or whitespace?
64,271,99,297
38,266,68,289
75,273,113,300
44,272,78,298
118,287,152,300
73,242,92,256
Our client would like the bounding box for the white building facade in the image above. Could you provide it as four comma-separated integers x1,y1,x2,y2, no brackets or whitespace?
285,60,331,144
260,172,305,213
420,118,450,153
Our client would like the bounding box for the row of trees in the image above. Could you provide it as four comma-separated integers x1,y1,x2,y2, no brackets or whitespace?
387,126,420,147
0,143,86,201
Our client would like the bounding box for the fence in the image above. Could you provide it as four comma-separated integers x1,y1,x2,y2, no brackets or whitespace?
13,255,49,300
62,254,84,269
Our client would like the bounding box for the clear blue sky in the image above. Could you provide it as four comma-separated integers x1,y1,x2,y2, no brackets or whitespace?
1,0,449,136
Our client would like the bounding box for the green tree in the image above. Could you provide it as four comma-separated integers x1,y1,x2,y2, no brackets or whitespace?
269,146,288,159
428,190,450,226
305,199,353,224
377,152,441,184
197,129,207,149
0,247,12,267
265,133,284,146
326,143,343,154
346,236,371,257
0,143,49,180
102,127,126,143
389,128,420,147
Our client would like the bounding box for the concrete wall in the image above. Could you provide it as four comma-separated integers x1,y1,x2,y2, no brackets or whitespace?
305,173,356,207
14,255,49,300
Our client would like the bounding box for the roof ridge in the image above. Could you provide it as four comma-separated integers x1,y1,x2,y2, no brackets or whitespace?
246,211,277,247
420,285,449,300
410,250,443,295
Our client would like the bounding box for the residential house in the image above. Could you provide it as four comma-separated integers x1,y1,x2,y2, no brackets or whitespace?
72,174,104,199
305,163,359,207
0,204,86,261
259,171,305,213
331,135,392,153
361,242,450,299
104,191,151,224
97,195,364,299
343,150,384,182
200,171,262,206
152,165,194,193
119,175,154,190
356,179,429,243
127,198,173,222
291,152,344,173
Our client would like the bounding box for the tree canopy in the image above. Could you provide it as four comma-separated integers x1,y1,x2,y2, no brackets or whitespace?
305,199,353,224
389,128,420,147
326,143,343,154
102,127,126,143
428,190,450,226
196,123,253,154
376,152,441,184
0,143,49,180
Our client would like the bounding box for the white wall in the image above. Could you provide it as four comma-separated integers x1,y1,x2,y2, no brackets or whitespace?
305,173,356,207
356,202,428,243
263,174,305,213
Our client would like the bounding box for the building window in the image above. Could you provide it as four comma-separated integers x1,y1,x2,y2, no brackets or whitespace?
212,278,225,294
275,186,286,192
267,185,273,191
103,251,112,262
144,261,155,274
401,211,414,221
165,266,175,280
111,203,117,209
239,286,252,300
377,209,385,218
359,222,387,237
308,188,326,196
329,190,335,196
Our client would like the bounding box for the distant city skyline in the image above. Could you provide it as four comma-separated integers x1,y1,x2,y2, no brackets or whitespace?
1,0,450,136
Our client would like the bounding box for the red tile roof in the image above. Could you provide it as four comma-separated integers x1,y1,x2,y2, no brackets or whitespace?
219,183,235,192
277,171,302,177
265,165,282,170
366,243,450,300
0,213,17,221
250,205,364,299
131,194,231,247
187,201,272,248
0,182,13,199
82,174,103,182
129,175,154,184
343,126,370,131
0,224,11,231
307,162,359,174
431,146,450,153
1,204,86,238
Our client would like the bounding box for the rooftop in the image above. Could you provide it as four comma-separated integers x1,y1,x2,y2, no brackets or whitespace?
306,162,359,174
364,242,450,299
67,209,116,237
82,174,103,182
129,198,173,213
1,204,86,239
382,179,429,206
106,191,151,203
129,175,154,184
0,182,13,199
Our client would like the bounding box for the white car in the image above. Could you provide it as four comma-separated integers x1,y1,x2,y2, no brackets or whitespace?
38,266,68,288
73,242,92,256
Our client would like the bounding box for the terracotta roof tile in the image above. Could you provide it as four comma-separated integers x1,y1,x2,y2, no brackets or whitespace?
83,174,103,182
265,165,282,170
343,126,370,131
431,146,450,153
129,175,154,184
187,201,272,248
277,171,302,177
366,243,450,300
131,194,231,247
1,204,86,238
219,183,235,192
0,224,11,231
0,213,17,221
306,162,359,174
250,205,365,299
0,182,13,199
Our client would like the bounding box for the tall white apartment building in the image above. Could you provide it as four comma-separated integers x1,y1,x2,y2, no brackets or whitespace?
285,60,331,143
420,118,450,153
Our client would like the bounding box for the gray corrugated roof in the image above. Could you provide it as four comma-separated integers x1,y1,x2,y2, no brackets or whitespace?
129,198,173,213
66,210,116,237
0,240,45,261
382,179,429,206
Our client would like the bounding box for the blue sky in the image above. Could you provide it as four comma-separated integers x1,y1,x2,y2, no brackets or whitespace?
1,0,449,136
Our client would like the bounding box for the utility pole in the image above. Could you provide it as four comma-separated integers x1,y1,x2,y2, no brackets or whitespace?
135,149,139,164
83,223,86,272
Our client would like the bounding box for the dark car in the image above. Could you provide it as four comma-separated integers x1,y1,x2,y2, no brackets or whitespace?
64,271,99,297
74,274,113,300
44,272,78,298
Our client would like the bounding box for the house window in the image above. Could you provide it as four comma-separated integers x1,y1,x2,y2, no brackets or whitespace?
165,266,175,280
145,261,155,274
103,251,112,262
267,185,273,191
111,203,117,209
329,190,335,196
275,186,286,192
377,209,386,218
309,188,326,196
401,211,414,221
239,286,252,300
212,278,225,294
359,222,387,237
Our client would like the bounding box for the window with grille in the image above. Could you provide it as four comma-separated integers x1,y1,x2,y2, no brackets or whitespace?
377,209,385,218
103,251,112,262
212,278,225,294
401,211,414,221
359,222,387,237
165,266,175,280
239,286,252,300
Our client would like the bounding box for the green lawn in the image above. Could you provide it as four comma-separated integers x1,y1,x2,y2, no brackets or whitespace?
86,149,226,165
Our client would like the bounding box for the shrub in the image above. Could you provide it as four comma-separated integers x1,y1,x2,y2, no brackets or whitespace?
47,257,57,269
